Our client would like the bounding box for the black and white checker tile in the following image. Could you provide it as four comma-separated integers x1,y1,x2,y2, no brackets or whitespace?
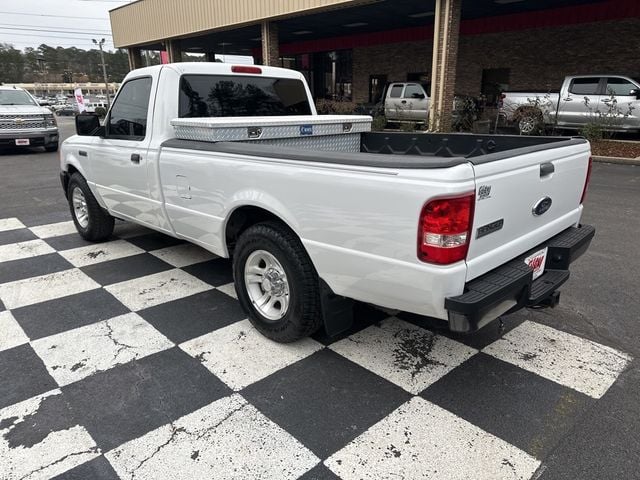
0,215,633,480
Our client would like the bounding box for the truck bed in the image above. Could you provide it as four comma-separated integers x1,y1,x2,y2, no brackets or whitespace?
162,132,587,169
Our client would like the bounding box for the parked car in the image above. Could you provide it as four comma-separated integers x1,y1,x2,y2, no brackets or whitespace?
500,75,640,134
60,62,594,342
0,86,59,151
383,82,478,128
53,103,78,116
85,102,108,113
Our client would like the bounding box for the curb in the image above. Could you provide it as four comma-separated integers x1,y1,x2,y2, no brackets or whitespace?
592,155,640,166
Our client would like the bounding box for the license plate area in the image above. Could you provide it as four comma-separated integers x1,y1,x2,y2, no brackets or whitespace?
525,247,548,280
15,139,30,146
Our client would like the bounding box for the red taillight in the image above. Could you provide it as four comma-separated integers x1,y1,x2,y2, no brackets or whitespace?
580,156,593,204
418,193,475,265
231,65,262,74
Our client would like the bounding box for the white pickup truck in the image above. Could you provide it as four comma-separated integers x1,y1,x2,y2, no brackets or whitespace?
60,62,595,342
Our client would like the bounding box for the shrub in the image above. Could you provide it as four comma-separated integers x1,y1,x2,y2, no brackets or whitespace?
371,115,387,131
579,122,604,143
315,99,356,115
399,122,418,132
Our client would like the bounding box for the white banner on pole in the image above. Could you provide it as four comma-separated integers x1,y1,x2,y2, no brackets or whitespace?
74,88,86,113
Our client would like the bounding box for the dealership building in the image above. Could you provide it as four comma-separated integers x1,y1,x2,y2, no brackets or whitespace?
110,0,640,129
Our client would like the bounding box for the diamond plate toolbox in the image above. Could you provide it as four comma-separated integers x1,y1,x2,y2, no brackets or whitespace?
170,115,373,146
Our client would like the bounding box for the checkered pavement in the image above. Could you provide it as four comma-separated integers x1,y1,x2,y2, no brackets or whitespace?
0,215,633,480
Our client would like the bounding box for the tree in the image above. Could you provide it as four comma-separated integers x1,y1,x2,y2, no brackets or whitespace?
0,43,25,82
0,43,130,84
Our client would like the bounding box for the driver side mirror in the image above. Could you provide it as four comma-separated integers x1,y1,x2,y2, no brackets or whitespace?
412,93,426,99
630,89,640,100
75,113,103,136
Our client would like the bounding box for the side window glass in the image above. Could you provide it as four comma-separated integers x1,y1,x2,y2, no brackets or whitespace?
403,84,425,99
606,78,636,96
107,77,152,140
389,85,404,98
569,78,600,95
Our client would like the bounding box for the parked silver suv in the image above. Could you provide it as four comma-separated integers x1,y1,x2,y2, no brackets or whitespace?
0,86,59,152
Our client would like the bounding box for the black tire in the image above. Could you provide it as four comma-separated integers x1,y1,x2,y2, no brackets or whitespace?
233,221,322,343
44,142,59,153
67,173,114,242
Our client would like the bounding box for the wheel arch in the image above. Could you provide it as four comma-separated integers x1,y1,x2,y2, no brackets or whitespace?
224,204,299,258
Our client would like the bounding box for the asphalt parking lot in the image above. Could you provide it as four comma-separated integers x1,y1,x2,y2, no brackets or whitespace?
0,116,639,480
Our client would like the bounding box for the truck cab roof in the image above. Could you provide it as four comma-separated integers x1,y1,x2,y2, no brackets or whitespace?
124,62,307,82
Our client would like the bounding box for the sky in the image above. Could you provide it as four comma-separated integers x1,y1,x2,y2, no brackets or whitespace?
0,0,133,51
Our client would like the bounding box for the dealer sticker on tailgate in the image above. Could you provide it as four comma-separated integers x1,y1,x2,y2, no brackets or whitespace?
525,247,548,280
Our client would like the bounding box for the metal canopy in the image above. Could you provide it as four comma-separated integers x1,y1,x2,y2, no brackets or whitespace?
157,0,607,55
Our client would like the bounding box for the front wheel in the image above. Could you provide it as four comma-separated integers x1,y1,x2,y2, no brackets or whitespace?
233,222,323,343
67,173,114,241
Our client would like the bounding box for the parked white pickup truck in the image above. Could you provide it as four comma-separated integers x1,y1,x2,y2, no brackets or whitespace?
500,75,640,135
60,62,595,342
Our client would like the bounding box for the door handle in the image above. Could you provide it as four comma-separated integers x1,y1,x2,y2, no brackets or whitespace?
78,150,87,157
401,100,407,104
540,162,555,177
130,153,141,164
563,97,573,102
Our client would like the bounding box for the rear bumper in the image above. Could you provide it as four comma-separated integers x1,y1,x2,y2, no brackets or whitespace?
445,224,595,333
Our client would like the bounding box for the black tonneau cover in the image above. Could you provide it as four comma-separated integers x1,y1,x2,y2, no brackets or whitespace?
161,132,587,169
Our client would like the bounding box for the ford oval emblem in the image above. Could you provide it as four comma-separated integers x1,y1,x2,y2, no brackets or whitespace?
532,197,553,216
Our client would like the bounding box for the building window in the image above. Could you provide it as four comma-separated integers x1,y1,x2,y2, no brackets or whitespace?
369,75,387,104
407,72,430,83
481,68,510,106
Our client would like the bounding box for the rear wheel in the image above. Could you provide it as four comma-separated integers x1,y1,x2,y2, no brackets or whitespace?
67,173,114,241
233,221,323,343
516,108,544,135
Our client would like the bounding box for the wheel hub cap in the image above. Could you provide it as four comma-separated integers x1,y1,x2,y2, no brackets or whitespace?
71,187,89,228
244,250,290,322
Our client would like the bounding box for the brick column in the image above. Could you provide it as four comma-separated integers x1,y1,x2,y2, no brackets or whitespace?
261,21,280,66
127,47,143,71
166,39,183,63
428,0,462,132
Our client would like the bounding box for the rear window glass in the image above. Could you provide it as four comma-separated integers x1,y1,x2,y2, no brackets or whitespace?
569,78,600,95
179,74,312,117
389,85,404,98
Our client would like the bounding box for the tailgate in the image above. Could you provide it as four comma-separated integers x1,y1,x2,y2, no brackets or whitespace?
466,141,591,281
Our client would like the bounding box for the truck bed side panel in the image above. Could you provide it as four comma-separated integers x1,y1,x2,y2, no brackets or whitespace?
158,147,476,319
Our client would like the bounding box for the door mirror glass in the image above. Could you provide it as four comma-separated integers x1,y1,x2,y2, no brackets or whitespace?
75,113,102,136
411,93,426,99
630,88,640,99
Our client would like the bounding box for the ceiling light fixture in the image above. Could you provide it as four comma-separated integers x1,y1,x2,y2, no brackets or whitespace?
292,30,313,35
